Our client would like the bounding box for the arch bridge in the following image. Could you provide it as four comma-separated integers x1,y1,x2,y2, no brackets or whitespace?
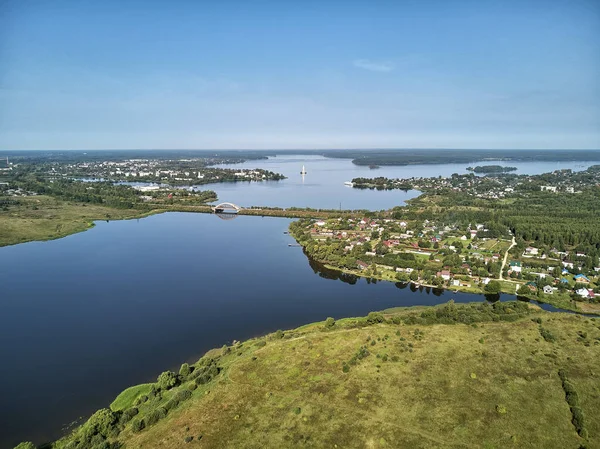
212,202,242,214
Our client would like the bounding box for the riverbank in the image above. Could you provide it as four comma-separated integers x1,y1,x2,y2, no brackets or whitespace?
287,225,600,316
27,301,599,449
0,196,167,247
0,198,359,247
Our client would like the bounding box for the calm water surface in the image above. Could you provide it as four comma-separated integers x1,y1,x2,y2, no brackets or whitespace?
2,212,508,448
209,155,594,209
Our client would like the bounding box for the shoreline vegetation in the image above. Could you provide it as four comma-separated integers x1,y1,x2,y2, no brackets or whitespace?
466,165,517,173
15,301,600,449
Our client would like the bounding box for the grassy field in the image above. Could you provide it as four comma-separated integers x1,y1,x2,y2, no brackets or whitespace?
44,302,600,449
110,384,155,412
0,196,160,247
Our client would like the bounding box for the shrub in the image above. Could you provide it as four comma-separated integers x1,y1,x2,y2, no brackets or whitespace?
571,406,586,436
342,363,350,373
366,312,385,324
324,317,335,328
255,340,267,348
163,399,178,412
179,363,192,378
188,383,197,391
540,327,556,343
174,389,192,402
184,436,193,443
119,407,139,425
131,418,145,433
146,407,168,426
83,408,119,438
157,371,179,390
566,391,579,407
13,443,36,449
274,329,285,339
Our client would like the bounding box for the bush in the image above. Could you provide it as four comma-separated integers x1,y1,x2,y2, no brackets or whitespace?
366,312,385,324
179,363,192,378
540,327,556,343
131,418,145,433
13,443,36,449
157,371,179,390
119,407,139,425
188,383,197,391
571,406,586,436
566,391,580,407
324,317,335,328
174,389,192,402
83,408,119,438
146,407,168,426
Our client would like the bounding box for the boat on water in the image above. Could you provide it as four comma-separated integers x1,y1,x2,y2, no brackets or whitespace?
344,181,354,187
300,165,307,175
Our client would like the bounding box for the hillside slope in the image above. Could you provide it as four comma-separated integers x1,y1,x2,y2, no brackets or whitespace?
44,302,600,449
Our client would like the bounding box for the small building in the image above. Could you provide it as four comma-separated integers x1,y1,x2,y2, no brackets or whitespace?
437,270,451,281
524,247,539,256
357,261,368,270
574,274,590,284
576,288,590,298
509,261,522,273
543,285,554,295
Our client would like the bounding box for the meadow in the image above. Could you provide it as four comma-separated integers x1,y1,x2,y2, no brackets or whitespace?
38,301,600,449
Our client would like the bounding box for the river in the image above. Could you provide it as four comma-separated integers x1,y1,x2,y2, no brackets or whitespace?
1,156,596,447
208,155,594,209
0,212,523,447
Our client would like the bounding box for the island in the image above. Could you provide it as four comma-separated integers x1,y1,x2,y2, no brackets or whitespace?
466,165,517,173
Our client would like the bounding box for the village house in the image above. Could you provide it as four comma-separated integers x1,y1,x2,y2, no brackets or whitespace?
576,288,590,298
357,261,368,270
524,247,539,256
509,261,522,273
543,285,554,295
574,274,590,284
437,270,451,281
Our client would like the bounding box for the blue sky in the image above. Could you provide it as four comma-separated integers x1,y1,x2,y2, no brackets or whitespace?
1,0,599,150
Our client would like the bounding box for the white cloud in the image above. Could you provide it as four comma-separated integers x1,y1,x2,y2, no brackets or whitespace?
353,59,394,72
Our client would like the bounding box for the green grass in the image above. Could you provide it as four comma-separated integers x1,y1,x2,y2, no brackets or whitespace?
110,383,155,411
0,196,159,247
47,302,600,449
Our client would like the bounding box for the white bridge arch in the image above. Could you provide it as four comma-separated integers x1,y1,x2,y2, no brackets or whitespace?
212,202,242,213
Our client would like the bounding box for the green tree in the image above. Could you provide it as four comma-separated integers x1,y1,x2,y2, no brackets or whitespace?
485,280,502,294
157,371,179,390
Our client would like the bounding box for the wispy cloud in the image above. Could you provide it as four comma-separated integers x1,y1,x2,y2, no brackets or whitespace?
353,59,394,72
